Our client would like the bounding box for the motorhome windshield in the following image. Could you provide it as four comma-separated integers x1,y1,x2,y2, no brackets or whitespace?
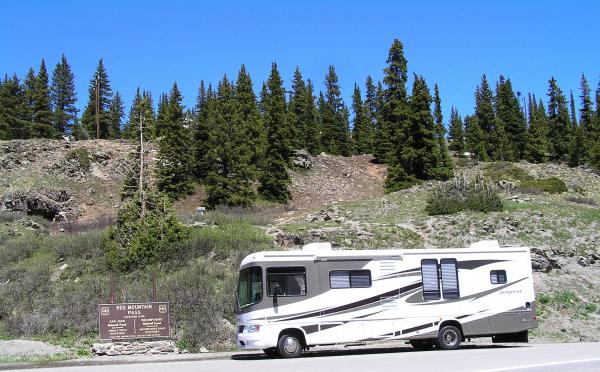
237,266,263,309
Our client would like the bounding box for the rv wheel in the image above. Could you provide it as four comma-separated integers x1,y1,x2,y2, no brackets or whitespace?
410,339,435,351
436,325,461,350
277,333,303,358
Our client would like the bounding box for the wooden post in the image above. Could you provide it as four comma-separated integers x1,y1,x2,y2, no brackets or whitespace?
139,112,146,217
109,273,116,304
152,272,157,302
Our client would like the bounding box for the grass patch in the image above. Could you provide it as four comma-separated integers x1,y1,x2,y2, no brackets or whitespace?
483,162,533,182
65,148,91,172
519,177,567,194
0,354,73,365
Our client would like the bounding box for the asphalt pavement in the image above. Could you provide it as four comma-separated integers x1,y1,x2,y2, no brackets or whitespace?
4,342,600,372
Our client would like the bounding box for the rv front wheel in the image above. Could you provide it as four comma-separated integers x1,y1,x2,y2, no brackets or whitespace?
436,325,461,350
277,334,303,358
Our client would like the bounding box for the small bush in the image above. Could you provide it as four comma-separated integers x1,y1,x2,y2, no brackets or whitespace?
537,293,551,305
565,196,597,206
105,190,189,271
59,215,115,234
426,174,503,215
65,148,92,172
453,157,478,168
553,291,577,308
0,210,26,223
519,177,567,194
483,162,533,183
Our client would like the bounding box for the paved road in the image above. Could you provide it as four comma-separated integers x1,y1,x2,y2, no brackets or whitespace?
7,342,600,372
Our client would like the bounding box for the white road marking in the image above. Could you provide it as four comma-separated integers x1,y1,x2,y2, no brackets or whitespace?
480,357,600,372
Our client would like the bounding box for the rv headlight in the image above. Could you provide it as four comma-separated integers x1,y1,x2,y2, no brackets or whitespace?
245,325,261,333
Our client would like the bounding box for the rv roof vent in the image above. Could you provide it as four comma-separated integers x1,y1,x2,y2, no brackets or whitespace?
302,242,332,251
469,240,500,250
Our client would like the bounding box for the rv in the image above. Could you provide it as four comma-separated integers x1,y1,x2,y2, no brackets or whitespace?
235,241,536,358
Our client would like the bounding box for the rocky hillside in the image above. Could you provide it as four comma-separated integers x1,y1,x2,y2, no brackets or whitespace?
1,139,600,345
0,139,149,228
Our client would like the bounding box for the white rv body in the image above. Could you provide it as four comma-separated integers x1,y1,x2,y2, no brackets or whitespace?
235,241,536,354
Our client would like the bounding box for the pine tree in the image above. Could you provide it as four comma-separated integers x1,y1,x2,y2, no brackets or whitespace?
258,63,292,202
50,55,78,135
464,114,487,160
351,84,370,154
578,74,597,163
320,66,351,156
289,67,307,149
591,81,600,167
364,76,379,153
31,59,54,137
377,39,409,164
525,94,550,163
547,77,571,161
156,82,194,200
193,82,215,180
448,107,465,154
495,76,527,160
0,74,31,139
386,75,449,191
303,79,321,154
154,93,169,138
205,75,257,207
80,59,113,139
123,89,154,140
475,75,500,159
569,90,578,127
22,68,37,135
235,65,265,166
108,91,125,138
432,84,453,175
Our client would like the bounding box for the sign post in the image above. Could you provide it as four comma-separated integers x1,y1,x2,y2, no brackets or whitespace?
98,302,170,340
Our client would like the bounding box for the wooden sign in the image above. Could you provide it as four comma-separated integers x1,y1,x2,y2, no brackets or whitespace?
98,302,170,340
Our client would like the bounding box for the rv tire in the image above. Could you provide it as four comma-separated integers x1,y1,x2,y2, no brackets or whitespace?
277,333,303,358
436,325,461,350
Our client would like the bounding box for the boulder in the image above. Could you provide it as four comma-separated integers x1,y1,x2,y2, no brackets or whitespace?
276,232,304,248
292,149,312,169
1,188,76,221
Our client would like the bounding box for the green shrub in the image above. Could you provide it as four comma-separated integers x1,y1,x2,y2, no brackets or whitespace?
553,291,577,308
65,148,92,172
519,177,567,194
483,162,533,183
537,292,551,305
105,190,190,271
426,174,503,215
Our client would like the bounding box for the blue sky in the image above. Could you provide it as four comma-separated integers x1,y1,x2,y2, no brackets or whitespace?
1,0,599,123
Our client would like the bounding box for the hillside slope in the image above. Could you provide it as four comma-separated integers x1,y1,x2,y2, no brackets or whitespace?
0,139,599,348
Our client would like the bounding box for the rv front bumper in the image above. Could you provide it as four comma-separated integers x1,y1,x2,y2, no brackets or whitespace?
237,334,273,350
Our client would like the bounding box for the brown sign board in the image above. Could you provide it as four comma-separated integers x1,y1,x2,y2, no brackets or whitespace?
98,302,170,340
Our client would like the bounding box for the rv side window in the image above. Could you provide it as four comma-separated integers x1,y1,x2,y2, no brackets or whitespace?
266,267,307,296
421,259,440,300
490,270,507,284
440,258,459,299
329,270,371,288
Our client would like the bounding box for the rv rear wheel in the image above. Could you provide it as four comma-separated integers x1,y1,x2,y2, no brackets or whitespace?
410,339,435,351
277,333,303,358
436,325,461,350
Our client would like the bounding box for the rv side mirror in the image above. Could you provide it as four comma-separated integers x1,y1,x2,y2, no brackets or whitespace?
272,283,283,303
